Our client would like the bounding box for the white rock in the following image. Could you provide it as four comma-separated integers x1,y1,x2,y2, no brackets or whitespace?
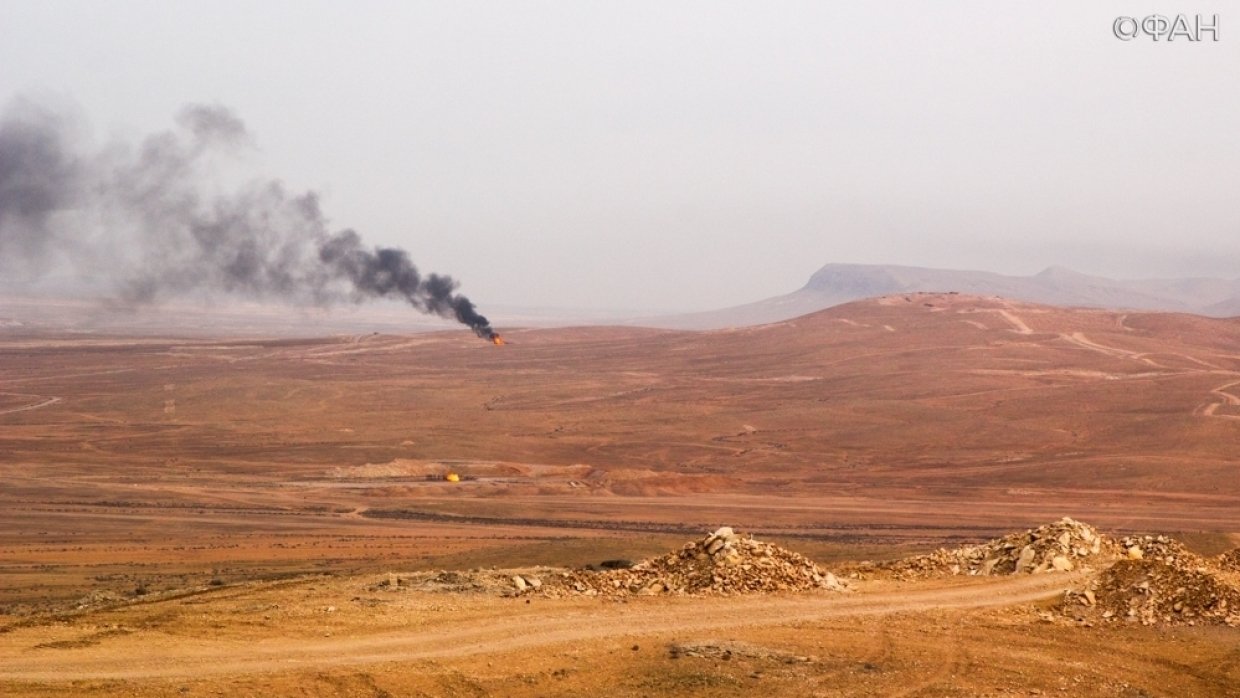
1015,545,1037,573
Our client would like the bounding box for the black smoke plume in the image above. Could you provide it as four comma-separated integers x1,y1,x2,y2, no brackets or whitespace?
0,98,495,338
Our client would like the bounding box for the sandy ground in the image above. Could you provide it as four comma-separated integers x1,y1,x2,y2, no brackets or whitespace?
3,566,1238,697
2,293,1239,695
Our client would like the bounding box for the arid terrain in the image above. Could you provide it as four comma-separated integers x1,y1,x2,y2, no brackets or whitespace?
3,292,1240,696
651,264,1240,329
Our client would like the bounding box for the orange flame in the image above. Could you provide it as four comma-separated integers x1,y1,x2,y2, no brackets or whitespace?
490,333,506,345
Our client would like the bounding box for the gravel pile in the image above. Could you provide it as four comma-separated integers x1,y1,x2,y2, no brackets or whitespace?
542,527,848,597
1216,548,1240,572
881,517,1113,579
1115,534,1192,564
1063,550,1240,627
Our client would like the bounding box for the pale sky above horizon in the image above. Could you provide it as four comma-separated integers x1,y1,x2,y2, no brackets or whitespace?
2,1,1238,313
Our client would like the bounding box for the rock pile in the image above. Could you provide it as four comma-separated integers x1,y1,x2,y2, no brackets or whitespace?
543,527,847,597
1114,534,1192,564
881,517,1113,579
1063,549,1240,627
510,573,543,593
1216,548,1240,572
378,568,554,596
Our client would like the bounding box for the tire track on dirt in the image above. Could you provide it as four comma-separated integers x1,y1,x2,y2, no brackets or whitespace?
1051,333,1240,418
1197,378,1240,419
1058,332,1161,367
1211,380,1240,406
0,395,60,415
887,623,963,698
0,573,1086,681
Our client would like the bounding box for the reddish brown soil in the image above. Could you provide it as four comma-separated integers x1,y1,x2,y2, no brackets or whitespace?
2,293,1238,694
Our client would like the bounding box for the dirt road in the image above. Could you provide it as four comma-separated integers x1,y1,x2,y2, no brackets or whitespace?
0,572,1084,682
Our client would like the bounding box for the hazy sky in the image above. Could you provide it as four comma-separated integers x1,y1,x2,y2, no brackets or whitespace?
2,1,1237,312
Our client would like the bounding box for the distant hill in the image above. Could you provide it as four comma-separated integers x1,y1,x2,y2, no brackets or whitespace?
639,264,1240,329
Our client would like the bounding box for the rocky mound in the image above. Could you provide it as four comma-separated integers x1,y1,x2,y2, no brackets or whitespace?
881,517,1112,579
376,568,555,596
1114,534,1193,564
1217,548,1240,572
543,527,847,597
1063,549,1240,627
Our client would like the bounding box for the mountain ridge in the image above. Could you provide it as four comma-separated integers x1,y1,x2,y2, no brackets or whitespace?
638,263,1240,329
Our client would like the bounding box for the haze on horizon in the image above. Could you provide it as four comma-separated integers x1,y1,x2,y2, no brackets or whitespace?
1,1,1238,314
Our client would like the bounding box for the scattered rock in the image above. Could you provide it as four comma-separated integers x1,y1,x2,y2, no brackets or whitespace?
545,527,848,597
669,640,813,663
1215,548,1240,572
881,518,1112,579
1015,546,1036,574
1118,535,1192,565
375,567,560,596
1062,537,1240,627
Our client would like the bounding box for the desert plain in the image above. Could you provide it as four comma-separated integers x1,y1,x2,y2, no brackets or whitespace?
2,292,1239,696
